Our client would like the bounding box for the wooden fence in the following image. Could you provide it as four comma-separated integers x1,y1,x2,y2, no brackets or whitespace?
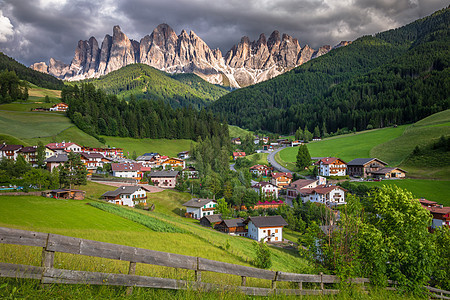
0,227,448,298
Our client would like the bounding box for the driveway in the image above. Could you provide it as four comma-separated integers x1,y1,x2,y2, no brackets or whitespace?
267,147,292,173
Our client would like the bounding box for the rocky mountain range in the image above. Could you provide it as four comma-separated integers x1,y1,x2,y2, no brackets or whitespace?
31,24,350,88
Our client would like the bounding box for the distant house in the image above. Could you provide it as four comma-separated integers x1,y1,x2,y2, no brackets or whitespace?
270,172,293,188
372,167,407,179
177,151,190,159
299,185,347,206
312,137,322,141
49,102,68,112
262,137,269,144
420,199,450,229
216,218,247,236
263,145,274,151
162,157,185,170
136,153,160,162
46,142,82,154
183,198,217,219
347,158,388,178
251,181,279,199
80,152,111,175
18,146,38,166
111,163,142,179
290,140,303,147
0,144,23,160
245,215,288,243
317,157,347,177
182,166,199,179
252,200,284,210
45,154,68,171
200,214,223,228
249,164,273,177
285,178,320,201
232,152,246,160
101,185,149,207
148,170,179,188
231,137,241,145
44,189,85,200
45,147,57,159
81,147,124,159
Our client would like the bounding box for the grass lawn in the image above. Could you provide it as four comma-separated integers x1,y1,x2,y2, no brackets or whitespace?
28,85,61,99
24,126,104,148
102,136,194,157
0,102,56,112
228,125,253,138
354,179,450,205
278,125,407,165
245,152,269,165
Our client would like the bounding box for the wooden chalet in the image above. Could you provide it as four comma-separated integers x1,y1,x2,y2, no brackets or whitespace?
200,214,223,228
43,189,85,200
216,218,247,236
347,158,388,178
372,167,407,179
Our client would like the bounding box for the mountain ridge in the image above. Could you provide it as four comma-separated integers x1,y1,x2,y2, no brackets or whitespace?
31,24,349,88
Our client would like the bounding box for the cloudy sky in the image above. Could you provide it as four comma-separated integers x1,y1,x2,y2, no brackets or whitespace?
0,0,448,66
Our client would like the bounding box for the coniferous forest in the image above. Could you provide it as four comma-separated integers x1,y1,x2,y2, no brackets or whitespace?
63,83,229,142
211,8,450,134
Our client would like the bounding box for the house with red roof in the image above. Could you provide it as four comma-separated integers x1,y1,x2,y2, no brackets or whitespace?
317,157,347,176
49,102,68,112
249,164,273,177
46,142,82,154
299,185,347,206
270,172,293,188
419,199,450,229
285,178,320,201
252,181,279,198
232,152,246,160
111,163,143,179
252,200,285,210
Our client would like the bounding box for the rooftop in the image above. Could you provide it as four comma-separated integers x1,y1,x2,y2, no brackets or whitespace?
245,215,288,228
183,198,216,208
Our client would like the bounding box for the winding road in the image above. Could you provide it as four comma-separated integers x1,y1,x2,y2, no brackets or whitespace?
267,147,292,173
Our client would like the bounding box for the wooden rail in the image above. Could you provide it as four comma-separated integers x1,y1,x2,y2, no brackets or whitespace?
0,227,447,297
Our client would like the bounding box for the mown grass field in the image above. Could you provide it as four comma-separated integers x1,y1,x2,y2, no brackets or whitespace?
102,136,194,157
278,125,407,165
228,125,253,138
353,179,450,205
27,85,61,101
245,152,269,165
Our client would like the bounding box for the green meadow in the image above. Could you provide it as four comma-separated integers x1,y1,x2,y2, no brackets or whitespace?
228,125,253,138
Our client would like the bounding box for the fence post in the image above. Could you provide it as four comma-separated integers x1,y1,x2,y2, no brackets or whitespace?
272,271,279,290
40,234,54,288
126,262,136,295
195,257,201,283
298,281,302,290
320,272,324,293
241,276,246,286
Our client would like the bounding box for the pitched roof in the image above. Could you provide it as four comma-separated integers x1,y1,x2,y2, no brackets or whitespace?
418,198,438,206
347,158,387,166
46,142,80,150
245,215,288,228
271,172,293,179
299,185,346,195
252,181,278,189
111,163,142,172
81,152,105,159
286,179,317,191
45,154,68,163
233,152,246,156
250,164,270,170
18,146,37,153
101,185,149,197
148,170,179,177
372,167,407,175
255,200,284,206
0,144,23,151
222,218,246,228
319,157,344,165
183,198,216,208
201,214,223,223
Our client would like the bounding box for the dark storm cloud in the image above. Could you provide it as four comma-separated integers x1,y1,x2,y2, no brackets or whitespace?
0,0,448,66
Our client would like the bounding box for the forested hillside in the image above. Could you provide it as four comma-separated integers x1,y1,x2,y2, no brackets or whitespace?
83,64,229,109
63,83,229,142
0,52,64,90
212,7,450,134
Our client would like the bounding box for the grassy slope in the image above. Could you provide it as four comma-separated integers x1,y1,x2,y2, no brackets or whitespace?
228,125,253,138
245,153,269,165
355,179,450,205
279,126,407,164
102,136,194,157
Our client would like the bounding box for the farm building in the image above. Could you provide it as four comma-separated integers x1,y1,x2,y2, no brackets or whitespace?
101,186,149,207
200,214,223,228
372,167,407,179
216,218,247,236
245,215,288,243
44,189,85,200
347,158,388,178
183,198,217,219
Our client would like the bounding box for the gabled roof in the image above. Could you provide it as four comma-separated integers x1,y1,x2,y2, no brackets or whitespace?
372,167,407,174
183,198,216,208
222,218,246,228
250,164,271,170
252,181,278,189
81,152,105,159
149,170,179,177
347,158,387,166
45,154,68,163
0,144,23,151
255,200,284,206
18,146,36,153
201,214,223,223
319,157,346,165
245,215,288,228
299,185,346,195
271,172,293,179
111,163,142,172
101,185,148,197
286,179,317,191
233,152,246,156
46,142,80,150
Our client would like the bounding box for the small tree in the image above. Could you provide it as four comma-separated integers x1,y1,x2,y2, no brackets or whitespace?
59,152,87,188
36,141,46,168
296,144,311,170
214,198,231,218
253,240,272,269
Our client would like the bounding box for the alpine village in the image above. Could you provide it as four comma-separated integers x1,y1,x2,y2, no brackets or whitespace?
0,3,449,299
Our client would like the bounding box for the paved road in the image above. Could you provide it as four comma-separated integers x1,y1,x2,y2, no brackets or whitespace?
267,147,292,173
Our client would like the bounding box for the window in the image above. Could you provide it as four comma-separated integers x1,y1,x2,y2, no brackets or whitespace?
275,229,278,233
263,230,266,233
275,237,278,241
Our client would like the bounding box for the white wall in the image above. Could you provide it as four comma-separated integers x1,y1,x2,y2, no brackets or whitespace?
247,222,283,242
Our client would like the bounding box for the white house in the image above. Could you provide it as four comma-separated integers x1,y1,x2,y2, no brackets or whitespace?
0,144,23,160
251,181,279,199
46,142,82,154
299,185,347,206
101,186,149,207
183,198,217,219
111,163,142,179
245,215,288,243
317,157,347,177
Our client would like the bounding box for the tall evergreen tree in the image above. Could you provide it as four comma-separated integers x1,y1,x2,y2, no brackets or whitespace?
296,144,311,170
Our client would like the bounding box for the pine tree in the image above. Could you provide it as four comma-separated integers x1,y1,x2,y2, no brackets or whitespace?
314,126,321,138
296,144,311,170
